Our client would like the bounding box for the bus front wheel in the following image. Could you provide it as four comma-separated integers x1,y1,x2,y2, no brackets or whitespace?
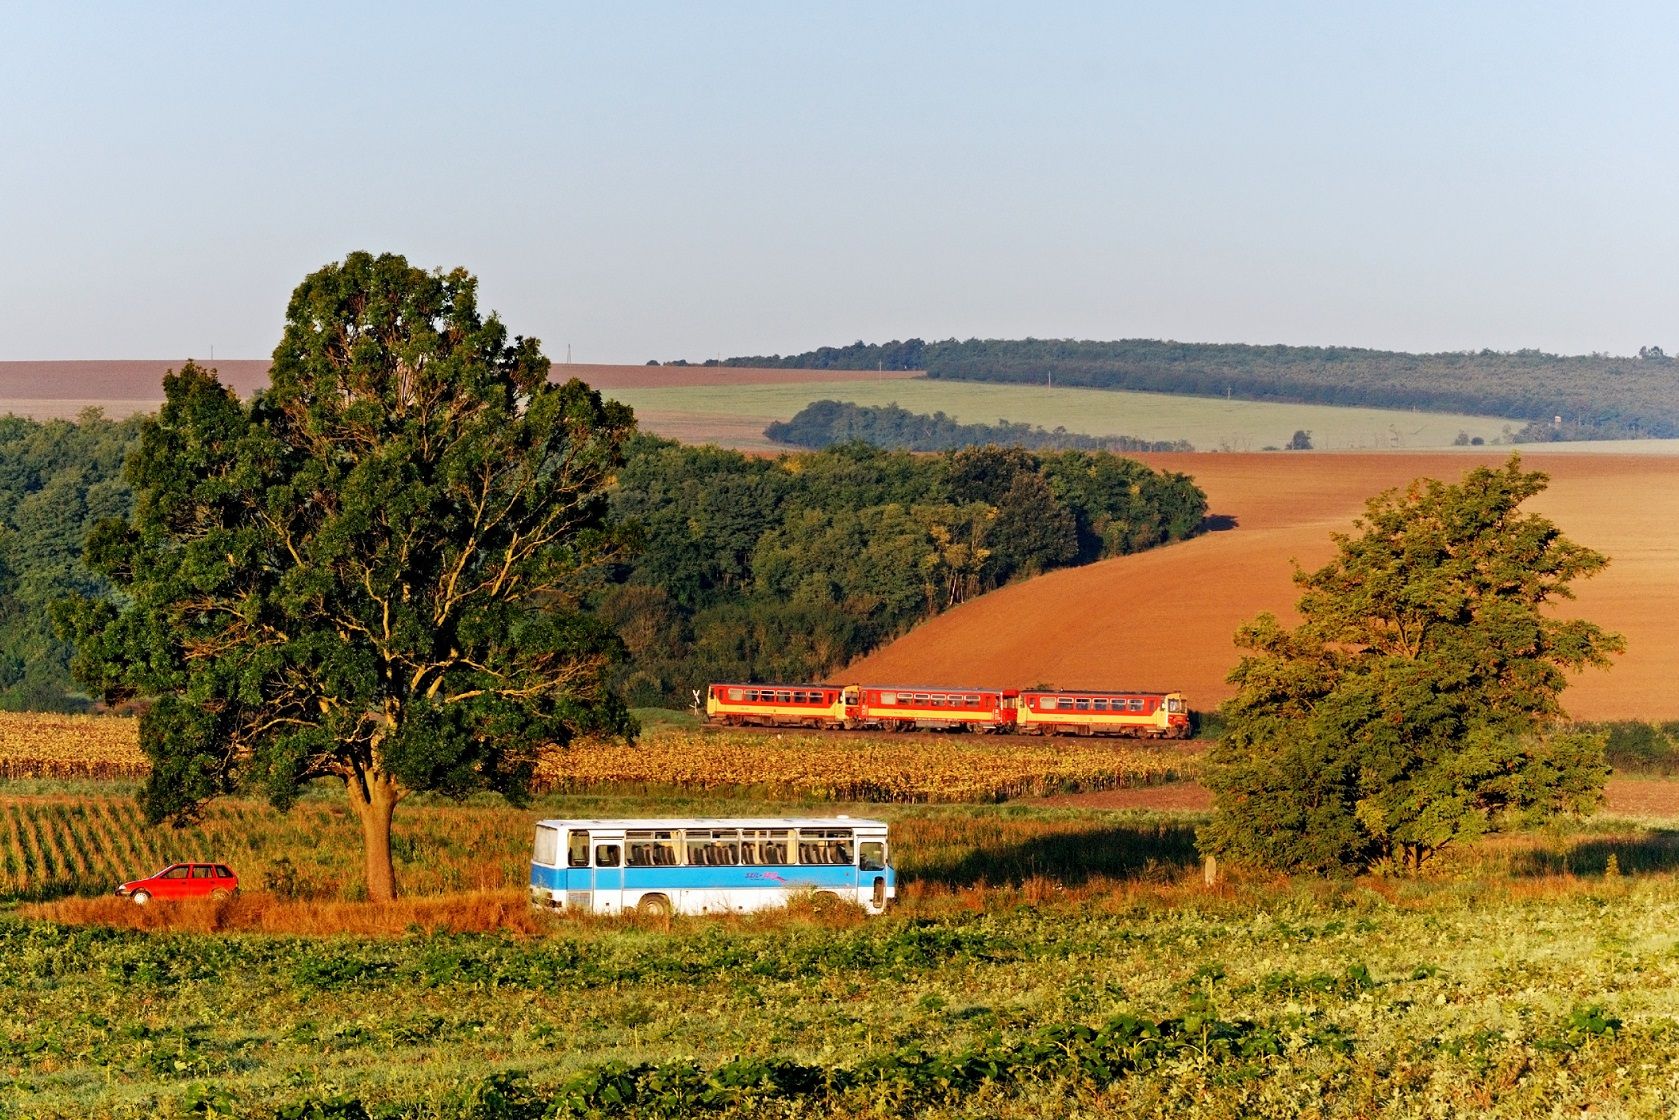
637,894,672,919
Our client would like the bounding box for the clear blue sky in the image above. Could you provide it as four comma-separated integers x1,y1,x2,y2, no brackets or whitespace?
4,2,1675,362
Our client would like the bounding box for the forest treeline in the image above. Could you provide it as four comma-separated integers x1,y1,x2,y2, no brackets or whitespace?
0,411,143,710
676,337,1679,440
601,437,1206,707
1,415,1205,712
765,400,1193,453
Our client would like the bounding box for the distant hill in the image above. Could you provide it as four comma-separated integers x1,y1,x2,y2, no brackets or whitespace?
705,338,1679,440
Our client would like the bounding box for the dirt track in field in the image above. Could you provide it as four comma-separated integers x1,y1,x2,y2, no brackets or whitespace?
0,361,918,420
1036,777,1679,818
847,451,1679,722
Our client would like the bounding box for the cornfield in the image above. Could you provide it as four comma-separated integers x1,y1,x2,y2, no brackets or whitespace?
0,793,532,902
537,730,1191,802
0,711,146,780
0,713,1188,803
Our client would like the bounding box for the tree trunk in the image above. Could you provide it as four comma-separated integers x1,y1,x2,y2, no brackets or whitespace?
347,768,402,902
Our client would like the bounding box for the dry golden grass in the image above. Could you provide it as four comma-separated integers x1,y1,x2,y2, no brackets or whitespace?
24,888,551,936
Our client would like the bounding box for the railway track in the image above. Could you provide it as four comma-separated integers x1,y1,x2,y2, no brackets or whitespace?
691,720,1194,746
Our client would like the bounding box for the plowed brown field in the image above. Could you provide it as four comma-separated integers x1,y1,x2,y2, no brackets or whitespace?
847,451,1679,721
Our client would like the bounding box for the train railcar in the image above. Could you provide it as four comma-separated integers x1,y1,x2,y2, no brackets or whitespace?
850,686,1017,732
706,683,853,729
1014,689,1190,738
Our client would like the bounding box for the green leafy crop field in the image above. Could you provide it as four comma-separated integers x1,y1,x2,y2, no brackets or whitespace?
6,778,1679,1117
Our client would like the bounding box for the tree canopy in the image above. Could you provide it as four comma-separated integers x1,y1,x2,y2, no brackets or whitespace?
1199,456,1624,873
764,399,1192,453
601,438,1206,706
57,252,636,900
0,410,142,710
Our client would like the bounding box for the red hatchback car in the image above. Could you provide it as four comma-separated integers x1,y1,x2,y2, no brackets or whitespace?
116,863,239,904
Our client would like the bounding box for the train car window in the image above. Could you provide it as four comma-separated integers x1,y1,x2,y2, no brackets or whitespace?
728,688,743,702
777,691,792,703
1093,699,1108,711
965,695,980,708
1129,698,1144,711
744,689,758,702
915,693,929,704
1076,698,1090,711
880,691,896,704
1058,697,1075,710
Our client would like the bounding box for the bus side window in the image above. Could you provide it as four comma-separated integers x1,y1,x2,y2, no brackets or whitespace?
534,826,559,866
567,831,590,868
626,831,678,866
859,841,887,871
761,832,789,864
595,844,621,868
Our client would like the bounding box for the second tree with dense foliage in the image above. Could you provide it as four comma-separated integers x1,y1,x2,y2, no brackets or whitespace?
1199,457,1623,873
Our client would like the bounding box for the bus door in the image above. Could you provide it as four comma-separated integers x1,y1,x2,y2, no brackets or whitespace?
592,839,624,913
564,830,594,910
859,838,890,911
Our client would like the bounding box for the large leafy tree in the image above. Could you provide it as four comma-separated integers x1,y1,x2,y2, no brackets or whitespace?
1200,456,1624,873
58,252,636,900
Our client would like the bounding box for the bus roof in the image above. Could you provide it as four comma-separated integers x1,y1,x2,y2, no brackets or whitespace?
534,817,889,831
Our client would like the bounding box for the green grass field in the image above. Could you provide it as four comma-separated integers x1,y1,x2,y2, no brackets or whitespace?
6,776,1679,1117
604,378,1519,452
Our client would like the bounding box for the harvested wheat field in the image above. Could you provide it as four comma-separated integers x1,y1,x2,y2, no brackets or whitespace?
848,450,1679,721
0,360,916,425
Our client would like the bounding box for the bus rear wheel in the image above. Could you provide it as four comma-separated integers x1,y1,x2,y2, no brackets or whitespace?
636,894,672,919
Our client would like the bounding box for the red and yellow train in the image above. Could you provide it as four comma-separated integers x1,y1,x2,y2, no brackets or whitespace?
704,682,1191,738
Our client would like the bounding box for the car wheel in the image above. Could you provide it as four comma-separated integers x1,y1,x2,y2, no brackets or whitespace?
210,888,230,900
636,894,672,919
131,890,151,905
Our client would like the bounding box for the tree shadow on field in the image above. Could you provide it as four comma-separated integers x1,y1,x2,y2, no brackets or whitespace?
1509,829,1679,877
1199,513,1238,533
912,822,1201,890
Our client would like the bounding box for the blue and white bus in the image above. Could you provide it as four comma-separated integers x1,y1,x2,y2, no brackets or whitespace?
529,817,895,917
